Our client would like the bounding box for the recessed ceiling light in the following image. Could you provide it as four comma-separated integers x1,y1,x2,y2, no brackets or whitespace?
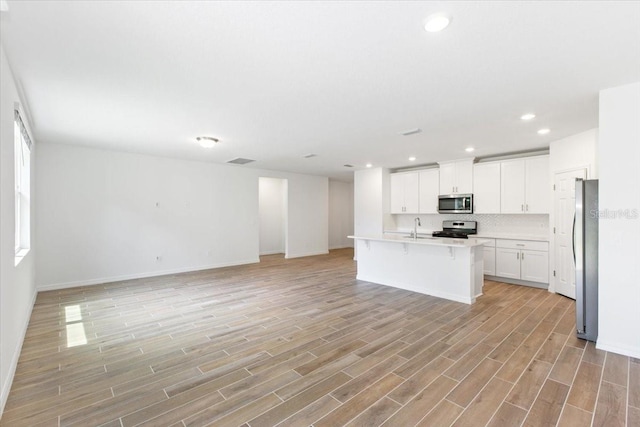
537,128,550,135
521,113,536,121
465,147,475,152
196,136,219,148
366,163,373,168
408,156,416,162
424,13,451,32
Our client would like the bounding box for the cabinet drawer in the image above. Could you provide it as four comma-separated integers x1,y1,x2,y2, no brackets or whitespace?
496,239,548,251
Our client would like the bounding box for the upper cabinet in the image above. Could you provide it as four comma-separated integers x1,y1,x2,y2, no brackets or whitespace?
418,169,439,214
500,156,550,214
438,159,474,194
390,171,419,214
473,162,501,214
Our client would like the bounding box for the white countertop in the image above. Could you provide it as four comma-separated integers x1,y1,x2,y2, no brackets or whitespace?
348,234,491,248
383,229,549,242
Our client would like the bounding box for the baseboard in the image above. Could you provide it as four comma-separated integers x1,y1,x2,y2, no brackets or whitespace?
484,275,549,290
37,258,260,291
596,339,640,359
328,244,354,250
285,250,330,259
259,250,285,256
0,288,37,417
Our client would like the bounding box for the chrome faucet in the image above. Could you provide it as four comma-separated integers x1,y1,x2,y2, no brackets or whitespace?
412,217,421,239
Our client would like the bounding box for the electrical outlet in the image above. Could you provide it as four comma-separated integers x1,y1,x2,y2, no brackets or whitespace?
156,255,162,261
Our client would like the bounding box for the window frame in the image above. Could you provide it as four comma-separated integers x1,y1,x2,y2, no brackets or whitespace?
14,108,32,264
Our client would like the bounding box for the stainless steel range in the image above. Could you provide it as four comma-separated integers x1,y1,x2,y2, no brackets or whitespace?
432,220,477,239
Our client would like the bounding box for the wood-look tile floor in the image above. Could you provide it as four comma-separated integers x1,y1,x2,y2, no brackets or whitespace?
2,248,638,427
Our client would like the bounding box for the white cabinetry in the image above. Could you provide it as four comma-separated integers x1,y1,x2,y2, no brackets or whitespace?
473,162,501,214
500,156,550,214
390,172,419,214
482,238,496,276
418,169,439,214
438,159,473,195
495,239,549,284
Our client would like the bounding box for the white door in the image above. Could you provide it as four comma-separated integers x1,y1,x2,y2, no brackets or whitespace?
495,248,521,279
473,162,501,214
419,169,439,214
439,162,456,194
521,250,549,283
500,160,526,213
554,168,587,299
525,156,550,213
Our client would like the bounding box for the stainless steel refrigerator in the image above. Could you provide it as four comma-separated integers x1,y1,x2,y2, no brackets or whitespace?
574,178,598,342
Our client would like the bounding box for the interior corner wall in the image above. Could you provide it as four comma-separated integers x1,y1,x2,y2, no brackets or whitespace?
598,81,640,358
35,143,262,289
283,173,329,258
328,180,354,249
0,45,38,417
259,177,286,255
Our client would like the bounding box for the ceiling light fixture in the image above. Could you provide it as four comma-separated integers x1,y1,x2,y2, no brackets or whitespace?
196,136,219,148
465,147,475,152
409,156,416,162
424,13,452,32
537,128,550,135
399,128,422,136
366,163,373,168
521,113,536,121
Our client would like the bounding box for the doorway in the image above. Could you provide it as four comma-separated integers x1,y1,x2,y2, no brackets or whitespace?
554,168,586,299
258,177,288,257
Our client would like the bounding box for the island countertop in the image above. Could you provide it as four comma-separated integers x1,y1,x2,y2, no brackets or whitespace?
348,234,492,248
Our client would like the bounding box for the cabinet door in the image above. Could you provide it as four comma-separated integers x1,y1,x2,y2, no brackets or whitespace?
525,156,550,214
521,250,549,283
455,160,474,194
403,172,420,213
495,248,521,279
483,246,496,276
473,162,501,213
419,169,439,214
439,163,456,194
500,160,526,213
390,173,405,214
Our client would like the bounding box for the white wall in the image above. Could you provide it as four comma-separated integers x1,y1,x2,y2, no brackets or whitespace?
328,180,354,249
259,177,286,255
283,172,329,258
597,82,640,358
0,45,37,416
354,167,394,259
549,129,599,179
36,143,329,289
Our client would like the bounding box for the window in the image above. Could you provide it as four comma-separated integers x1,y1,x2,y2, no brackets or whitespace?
14,109,32,264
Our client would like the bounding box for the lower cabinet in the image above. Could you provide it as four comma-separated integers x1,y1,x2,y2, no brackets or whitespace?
482,239,496,276
495,239,549,284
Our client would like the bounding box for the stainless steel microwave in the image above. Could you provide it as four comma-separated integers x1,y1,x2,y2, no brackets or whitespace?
438,194,473,214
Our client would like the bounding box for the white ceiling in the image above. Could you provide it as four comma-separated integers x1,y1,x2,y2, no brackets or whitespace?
2,1,639,181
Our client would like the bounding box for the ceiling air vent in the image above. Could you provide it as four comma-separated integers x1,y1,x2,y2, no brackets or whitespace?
343,164,354,168
304,153,318,158
227,158,256,165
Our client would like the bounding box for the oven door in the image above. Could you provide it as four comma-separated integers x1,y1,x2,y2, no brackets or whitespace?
438,194,473,214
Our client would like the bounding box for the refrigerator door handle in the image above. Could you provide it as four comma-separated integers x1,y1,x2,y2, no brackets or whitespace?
572,212,576,264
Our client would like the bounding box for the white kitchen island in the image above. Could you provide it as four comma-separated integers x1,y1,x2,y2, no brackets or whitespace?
349,234,490,304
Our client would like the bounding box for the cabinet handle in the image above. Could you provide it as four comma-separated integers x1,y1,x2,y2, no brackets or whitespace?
516,244,525,247
521,252,525,259
517,252,520,260
521,204,524,212
526,204,529,212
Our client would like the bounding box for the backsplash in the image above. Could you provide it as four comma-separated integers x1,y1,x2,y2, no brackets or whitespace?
392,214,549,237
